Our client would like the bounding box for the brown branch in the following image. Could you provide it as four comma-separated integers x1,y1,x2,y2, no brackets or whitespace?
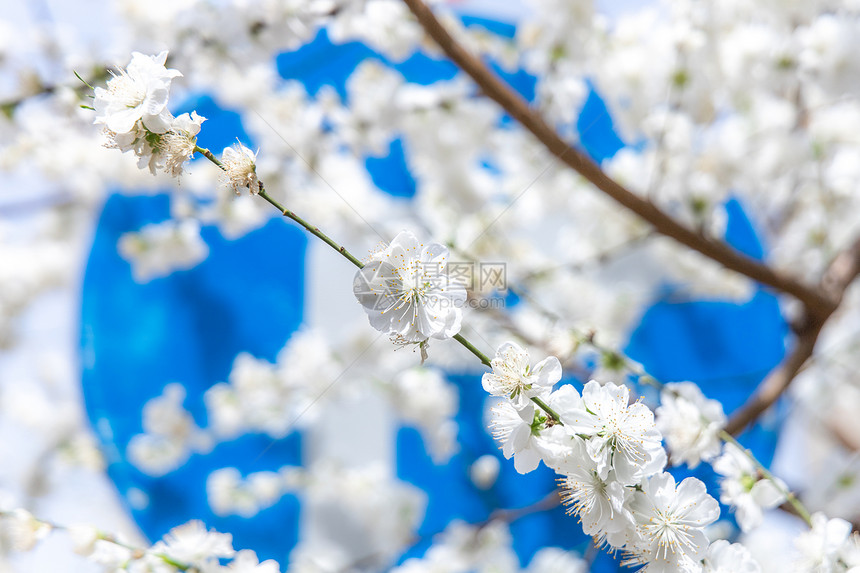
727,237,860,434
725,321,822,435
399,0,834,319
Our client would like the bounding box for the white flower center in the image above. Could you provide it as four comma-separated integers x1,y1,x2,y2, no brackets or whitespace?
644,508,696,560
109,72,146,109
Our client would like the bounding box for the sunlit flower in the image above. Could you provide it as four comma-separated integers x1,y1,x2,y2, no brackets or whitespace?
94,51,181,135
625,473,720,572
557,438,633,548
482,342,562,408
353,230,466,342
566,381,665,485
162,111,206,177
220,143,260,195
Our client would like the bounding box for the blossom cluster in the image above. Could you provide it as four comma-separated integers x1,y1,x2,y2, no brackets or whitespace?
94,51,203,177
484,341,757,572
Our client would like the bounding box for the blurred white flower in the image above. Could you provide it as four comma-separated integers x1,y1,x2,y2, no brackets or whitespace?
525,547,587,573
94,51,181,135
67,523,100,556
714,443,786,533
150,520,234,568
703,539,762,573
656,382,726,468
793,512,854,572
222,550,281,573
3,509,51,551
391,367,459,462
118,219,209,282
470,454,501,490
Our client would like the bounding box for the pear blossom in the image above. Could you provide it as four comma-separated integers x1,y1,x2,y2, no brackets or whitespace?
352,230,466,343
220,143,260,195
656,382,726,468
482,341,562,408
93,51,181,135
714,443,787,532
625,473,720,573
566,381,666,485
490,400,546,474
557,438,633,547
162,111,206,177
489,385,582,474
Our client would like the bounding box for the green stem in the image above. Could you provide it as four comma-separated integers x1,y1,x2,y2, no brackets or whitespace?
194,145,223,168
453,333,491,367
719,430,813,527
531,396,562,423
257,187,366,270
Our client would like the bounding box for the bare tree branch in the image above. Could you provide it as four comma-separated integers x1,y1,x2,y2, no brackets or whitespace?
727,237,860,434
399,0,834,318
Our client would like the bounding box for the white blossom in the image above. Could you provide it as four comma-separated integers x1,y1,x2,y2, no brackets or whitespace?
353,230,466,343
93,51,181,135
67,523,101,556
390,367,459,462
656,382,726,468
526,547,587,573
714,443,787,533
626,473,720,573
3,509,51,551
557,437,633,548
221,143,260,195
490,400,545,474
470,455,501,490
566,381,666,485
482,341,562,409
118,219,209,282
162,111,206,177
793,512,854,573
219,549,281,573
